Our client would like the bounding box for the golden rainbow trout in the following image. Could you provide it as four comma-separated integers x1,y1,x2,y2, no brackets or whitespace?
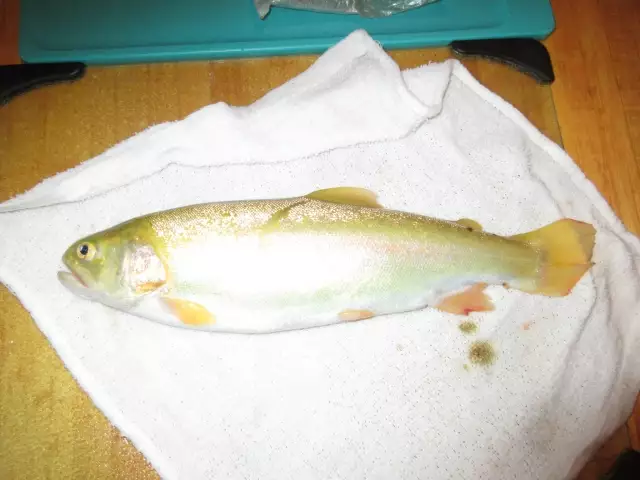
58,187,596,333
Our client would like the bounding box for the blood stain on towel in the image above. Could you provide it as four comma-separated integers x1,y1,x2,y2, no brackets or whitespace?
522,321,532,331
468,341,495,367
458,321,477,334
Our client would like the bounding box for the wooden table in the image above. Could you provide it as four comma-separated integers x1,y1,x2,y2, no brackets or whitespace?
1,1,638,478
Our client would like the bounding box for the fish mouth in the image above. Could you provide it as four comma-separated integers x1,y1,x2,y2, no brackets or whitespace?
57,270,130,311
72,270,87,287
59,269,86,287
59,254,89,288
58,270,90,292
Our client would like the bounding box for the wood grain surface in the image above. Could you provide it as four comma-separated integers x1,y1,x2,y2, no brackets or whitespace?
1,0,639,478
0,0,19,66
546,1,640,475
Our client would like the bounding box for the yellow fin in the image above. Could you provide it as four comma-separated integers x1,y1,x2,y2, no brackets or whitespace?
339,309,375,322
161,298,215,326
305,187,382,208
455,218,483,231
435,283,495,316
135,281,166,294
509,219,596,296
525,264,593,297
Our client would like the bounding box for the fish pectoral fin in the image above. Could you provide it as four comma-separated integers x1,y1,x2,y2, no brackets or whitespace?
136,280,166,294
305,187,382,208
161,298,216,326
434,283,494,316
454,218,483,231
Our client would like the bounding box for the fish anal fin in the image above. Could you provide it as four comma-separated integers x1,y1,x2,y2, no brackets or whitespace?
435,283,494,316
455,218,483,232
306,187,382,208
161,298,215,326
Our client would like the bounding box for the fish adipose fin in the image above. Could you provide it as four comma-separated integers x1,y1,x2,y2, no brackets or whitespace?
509,219,596,297
435,283,495,316
455,218,483,231
305,187,382,208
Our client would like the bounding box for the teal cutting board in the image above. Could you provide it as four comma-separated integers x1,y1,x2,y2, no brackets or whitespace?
19,0,555,65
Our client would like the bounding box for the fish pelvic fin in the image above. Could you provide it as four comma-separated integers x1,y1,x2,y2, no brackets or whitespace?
508,219,596,297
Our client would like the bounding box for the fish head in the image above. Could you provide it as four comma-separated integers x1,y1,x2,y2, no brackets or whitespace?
59,220,169,310
59,229,132,301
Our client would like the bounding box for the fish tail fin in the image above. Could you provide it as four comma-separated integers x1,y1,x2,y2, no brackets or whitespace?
508,219,596,297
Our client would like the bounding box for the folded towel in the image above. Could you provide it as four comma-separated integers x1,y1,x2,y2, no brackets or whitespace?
1,30,639,480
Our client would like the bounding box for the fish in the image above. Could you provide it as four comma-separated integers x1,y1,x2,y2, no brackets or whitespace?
57,187,596,333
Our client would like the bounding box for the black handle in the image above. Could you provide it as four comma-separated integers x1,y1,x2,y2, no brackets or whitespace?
450,38,555,84
0,62,87,106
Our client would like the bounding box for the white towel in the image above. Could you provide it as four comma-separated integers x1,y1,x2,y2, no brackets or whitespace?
1,30,639,480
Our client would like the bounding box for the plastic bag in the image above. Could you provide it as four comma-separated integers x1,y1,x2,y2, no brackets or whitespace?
253,0,439,19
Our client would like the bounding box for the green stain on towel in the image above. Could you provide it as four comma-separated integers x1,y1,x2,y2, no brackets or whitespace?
468,341,495,367
458,321,477,334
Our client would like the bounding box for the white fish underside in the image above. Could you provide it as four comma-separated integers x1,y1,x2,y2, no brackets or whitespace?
138,226,531,333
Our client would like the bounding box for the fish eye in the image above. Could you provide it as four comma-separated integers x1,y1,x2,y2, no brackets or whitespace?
77,243,96,261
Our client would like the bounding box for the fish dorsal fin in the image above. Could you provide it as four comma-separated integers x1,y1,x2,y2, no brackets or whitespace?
305,187,382,208
455,218,483,231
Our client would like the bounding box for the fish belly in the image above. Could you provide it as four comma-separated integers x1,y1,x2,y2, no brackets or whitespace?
150,225,536,332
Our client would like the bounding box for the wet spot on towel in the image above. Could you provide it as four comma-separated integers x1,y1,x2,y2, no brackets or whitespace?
469,341,495,367
458,321,477,334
